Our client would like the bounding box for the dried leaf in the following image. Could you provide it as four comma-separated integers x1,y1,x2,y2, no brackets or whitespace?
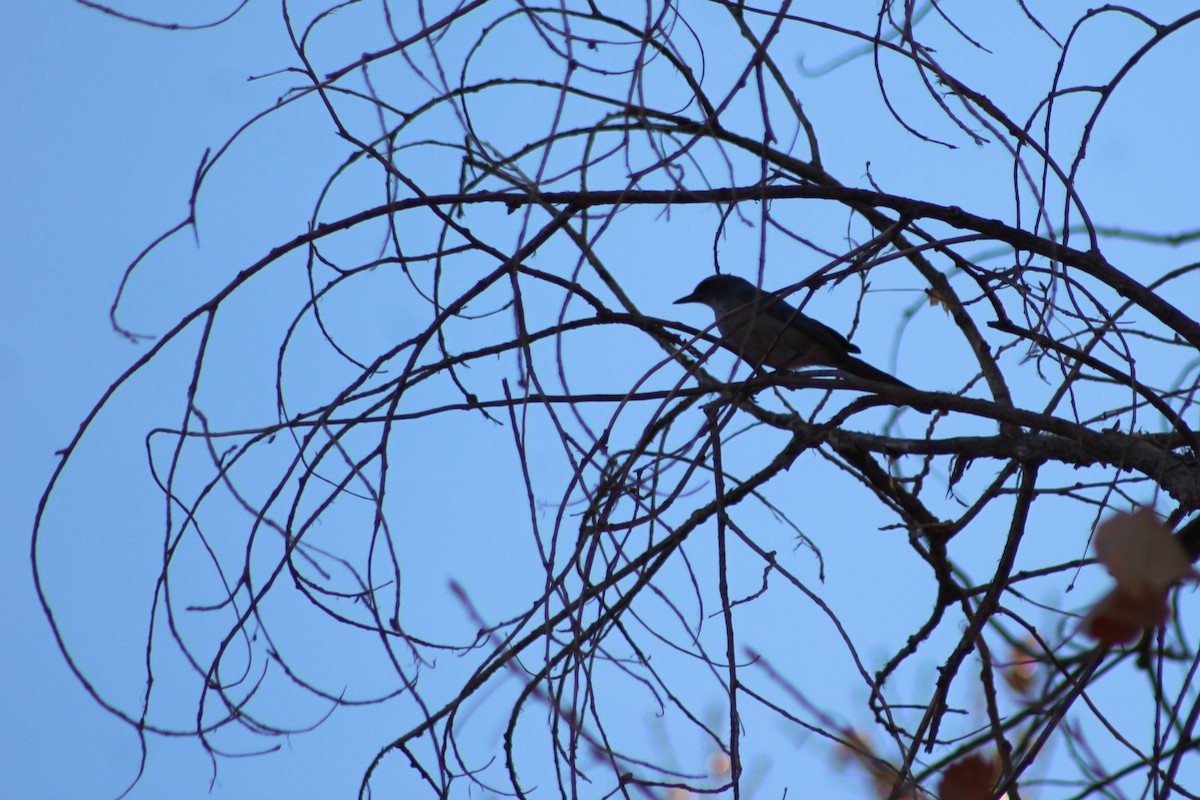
939,754,999,800
1094,508,1192,592
1083,587,1165,645
1083,509,1198,644
1001,640,1039,697
926,287,952,314
835,729,918,799
948,454,973,490
707,753,730,777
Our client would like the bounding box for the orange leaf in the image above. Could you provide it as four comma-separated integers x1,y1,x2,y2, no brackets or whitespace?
925,287,952,314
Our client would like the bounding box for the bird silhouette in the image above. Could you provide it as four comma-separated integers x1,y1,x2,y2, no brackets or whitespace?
675,274,912,390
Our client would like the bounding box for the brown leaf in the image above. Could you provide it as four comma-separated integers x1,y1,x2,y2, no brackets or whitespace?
1001,639,1039,697
925,287,952,314
1083,509,1197,644
939,754,999,800
835,729,918,799
1094,508,1193,594
1082,586,1168,645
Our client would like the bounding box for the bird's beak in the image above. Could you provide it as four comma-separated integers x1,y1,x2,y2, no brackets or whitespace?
674,292,700,305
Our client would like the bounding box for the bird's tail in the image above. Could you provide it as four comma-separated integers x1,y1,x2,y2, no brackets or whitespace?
838,355,914,391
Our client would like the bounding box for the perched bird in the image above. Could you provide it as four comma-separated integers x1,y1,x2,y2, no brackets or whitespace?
674,274,912,389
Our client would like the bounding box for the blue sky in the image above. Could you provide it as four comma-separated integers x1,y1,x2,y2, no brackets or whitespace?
7,3,1200,799
2,5,359,797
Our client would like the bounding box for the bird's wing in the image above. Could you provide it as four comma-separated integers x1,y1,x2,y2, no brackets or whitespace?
759,293,861,356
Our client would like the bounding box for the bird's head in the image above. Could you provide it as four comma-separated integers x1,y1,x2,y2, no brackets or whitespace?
673,274,759,310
